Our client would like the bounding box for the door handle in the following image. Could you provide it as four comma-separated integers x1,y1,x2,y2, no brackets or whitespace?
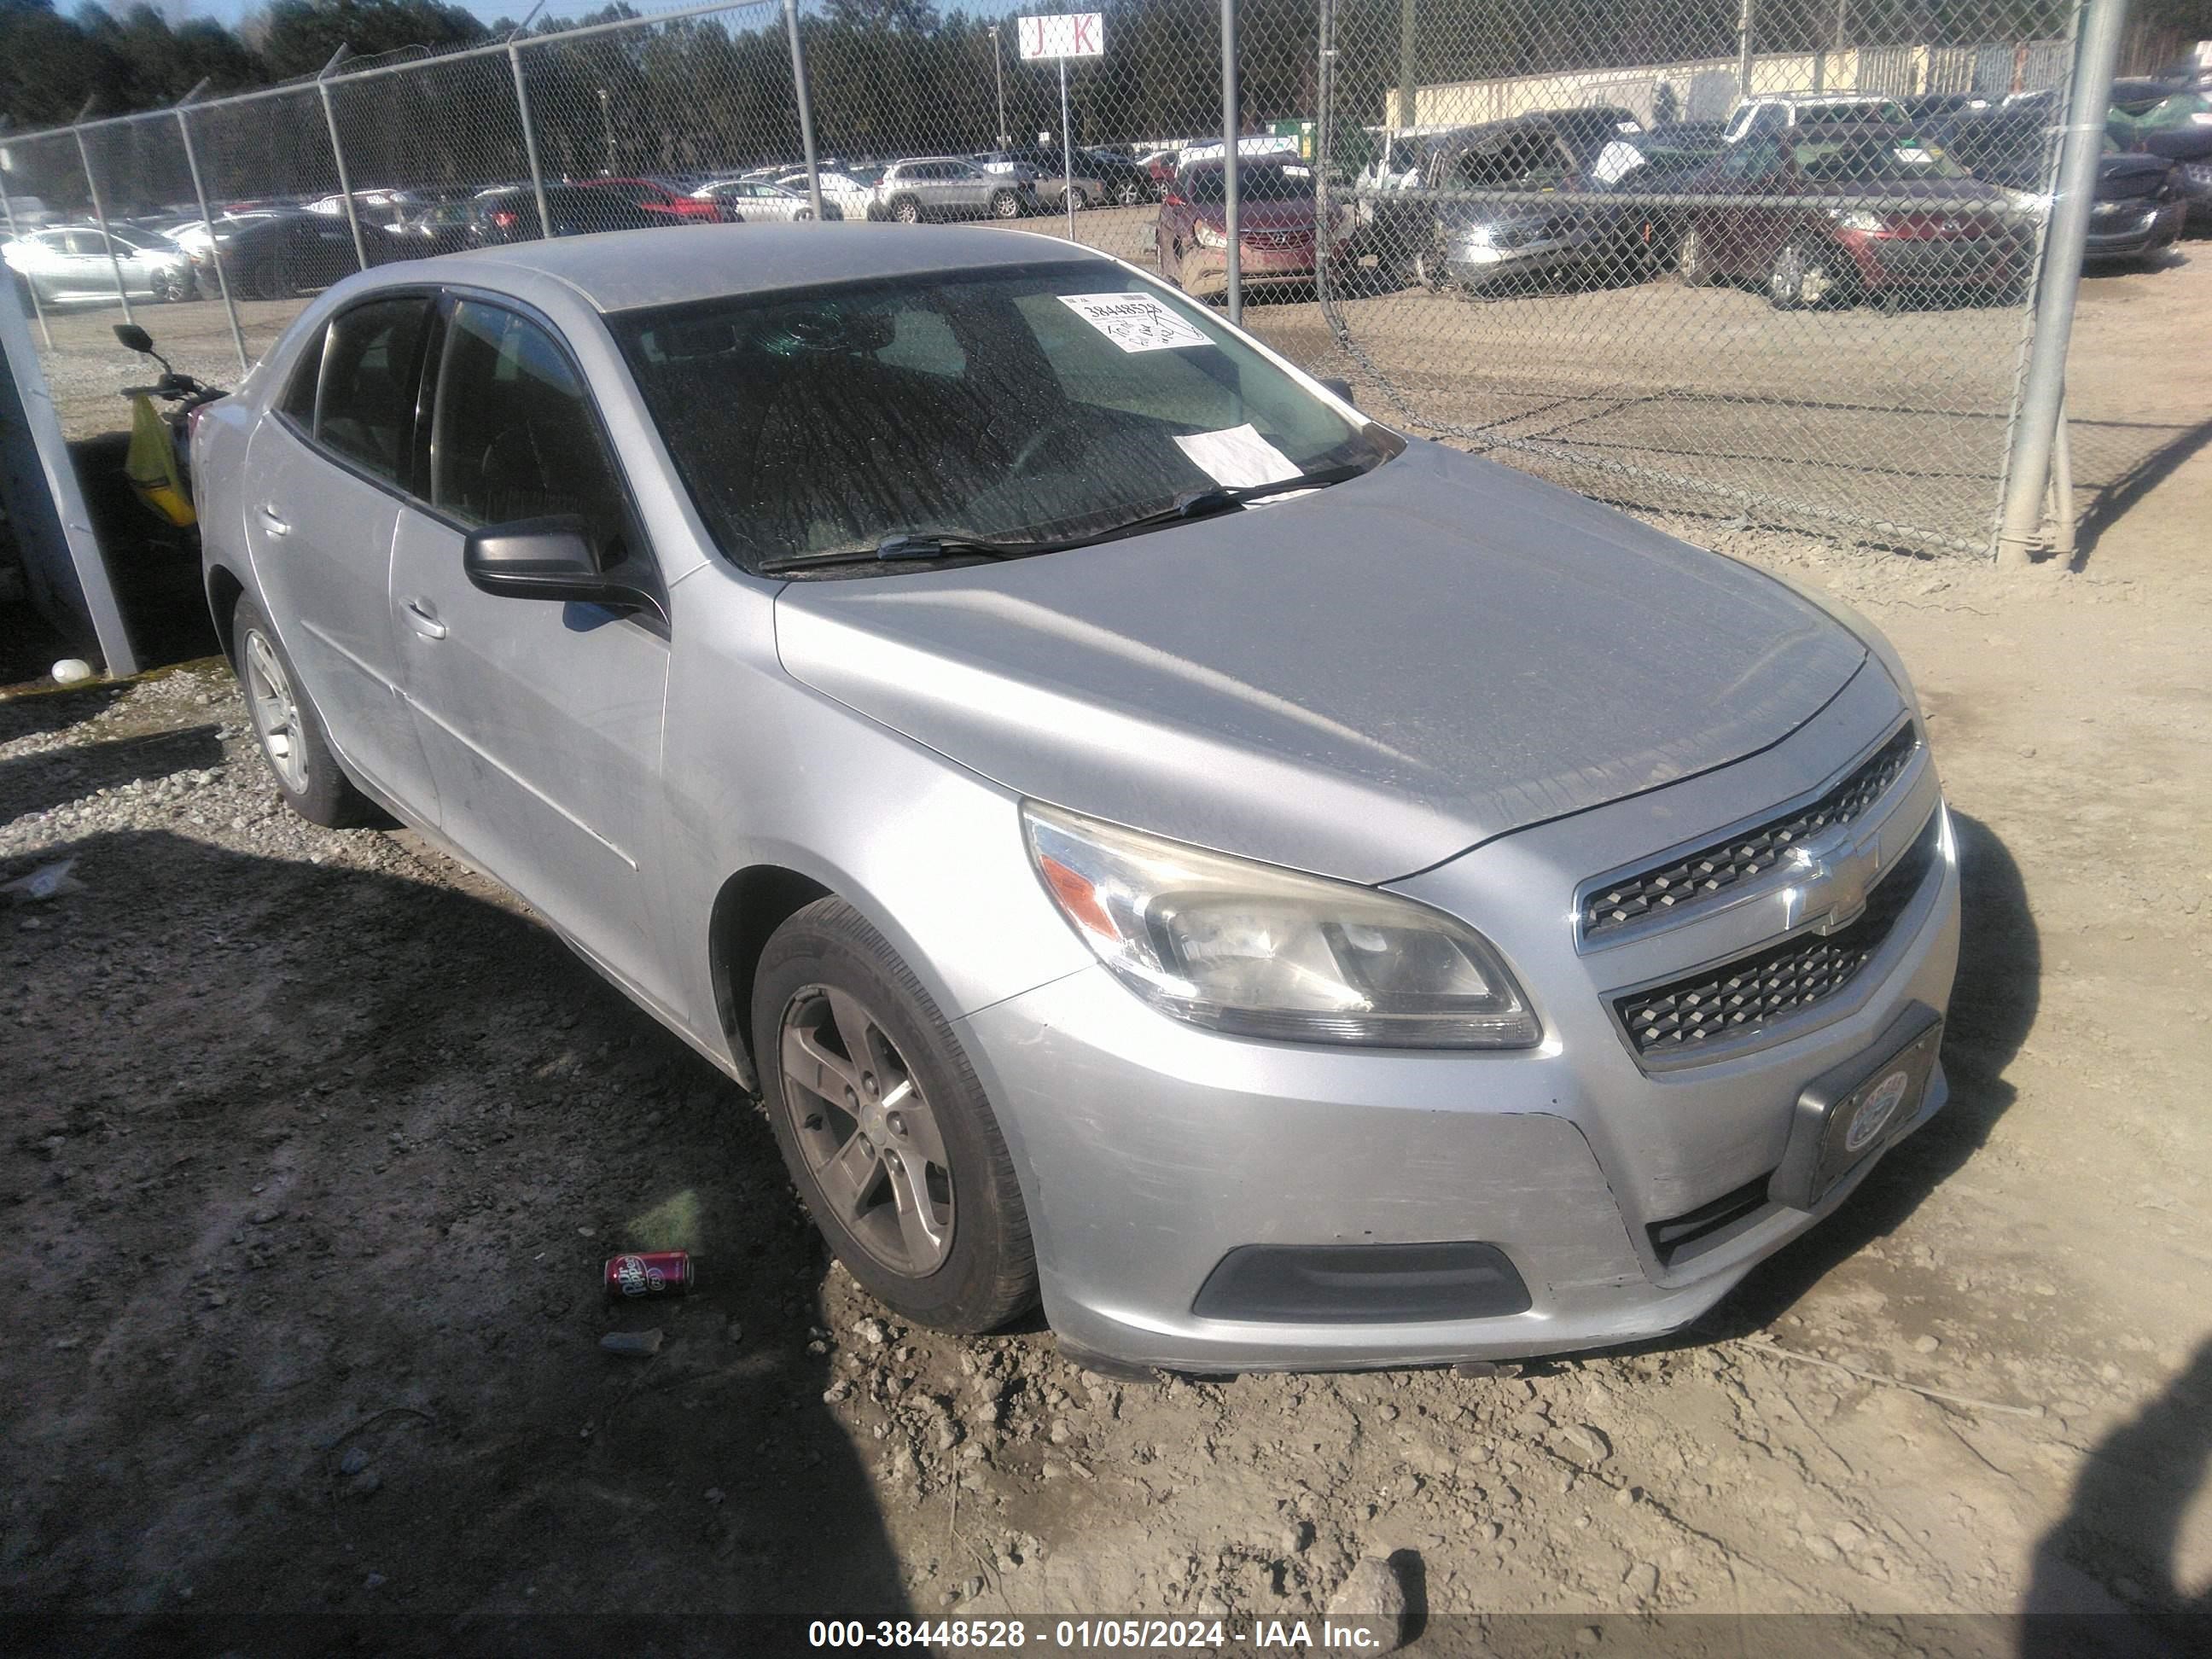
403,598,447,641
258,504,290,536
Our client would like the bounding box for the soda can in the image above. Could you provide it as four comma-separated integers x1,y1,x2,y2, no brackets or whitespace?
604,1250,694,1300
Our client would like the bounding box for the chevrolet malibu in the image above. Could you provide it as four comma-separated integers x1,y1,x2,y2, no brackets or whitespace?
195,225,1959,1373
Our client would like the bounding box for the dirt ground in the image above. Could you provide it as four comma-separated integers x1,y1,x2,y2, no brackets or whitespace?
4,241,2210,1650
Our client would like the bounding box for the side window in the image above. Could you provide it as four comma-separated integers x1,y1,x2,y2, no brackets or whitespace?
64,230,106,257
430,300,631,561
316,297,430,486
278,325,326,426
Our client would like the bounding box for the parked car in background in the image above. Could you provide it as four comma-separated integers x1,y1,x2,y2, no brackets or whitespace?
777,168,880,219
976,145,1100,211
1677,124,2013,310
569,177,723,224
2110,88,2212,224
690,178,841,221
1156,157,1347,298
1723,94,1911,144
193,224,1959,1373
5,224,194,305
1371,110,1711,294
1085,148,1156,206
1932,107,2185,265
384,196,477,258
869,157,1038,222
468,185,669,246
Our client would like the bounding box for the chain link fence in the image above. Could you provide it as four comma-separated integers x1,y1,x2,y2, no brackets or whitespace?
0,0,2152,562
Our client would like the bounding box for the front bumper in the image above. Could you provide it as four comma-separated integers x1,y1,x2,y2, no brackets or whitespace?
1443,234,1580,288
2085,199,2186,256
1841,231,2011,289
958,670,1961,1372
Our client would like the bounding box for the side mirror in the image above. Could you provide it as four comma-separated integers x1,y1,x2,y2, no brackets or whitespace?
114,323,155,355
1318,376,1358,408
462,515,664,622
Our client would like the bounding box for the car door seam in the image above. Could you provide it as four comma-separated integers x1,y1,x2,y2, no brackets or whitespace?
404,697,640,870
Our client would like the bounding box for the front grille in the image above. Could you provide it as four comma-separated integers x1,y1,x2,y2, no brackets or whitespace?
1582,723,1918,943
1615,806,1941,1059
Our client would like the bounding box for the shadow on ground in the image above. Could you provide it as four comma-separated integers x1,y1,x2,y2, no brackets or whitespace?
0,826,908,1621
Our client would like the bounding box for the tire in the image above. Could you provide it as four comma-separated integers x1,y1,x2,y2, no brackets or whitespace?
230,597,375,829
1116,180,1144,207
152,271,188,304
892,195,922,224
754,897,1037,1333
989,189,1020,220
250,253,292,302
1767,239,1840,311
1678,225,1713,288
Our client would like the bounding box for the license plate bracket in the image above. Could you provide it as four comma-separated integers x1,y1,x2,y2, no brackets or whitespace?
1769,1004,1944,1212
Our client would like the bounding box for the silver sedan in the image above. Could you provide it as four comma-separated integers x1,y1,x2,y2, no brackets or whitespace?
194,225,1959,1373
690,178,841,222
4,224,194,305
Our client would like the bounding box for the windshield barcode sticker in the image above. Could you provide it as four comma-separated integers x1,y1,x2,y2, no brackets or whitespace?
1059,293,1212,353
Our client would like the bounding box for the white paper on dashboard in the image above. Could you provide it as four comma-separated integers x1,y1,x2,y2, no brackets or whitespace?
1057,292,1212,353
1173,423,1302,489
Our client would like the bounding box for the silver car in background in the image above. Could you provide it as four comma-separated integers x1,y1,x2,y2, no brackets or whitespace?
195,224,1959,1373
690,178,842,221
868,157,1038,221
4,223,195,304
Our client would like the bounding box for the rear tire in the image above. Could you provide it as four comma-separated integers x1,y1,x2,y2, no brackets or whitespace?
1116,180,1144,207
231,597,375,829
1678,225,1714,288
892,195,922,224
990,189,1020,220
754,898,1038,1333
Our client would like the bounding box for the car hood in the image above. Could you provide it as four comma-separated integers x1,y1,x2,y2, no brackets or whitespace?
2098,154,2176,198
772,440,1868,882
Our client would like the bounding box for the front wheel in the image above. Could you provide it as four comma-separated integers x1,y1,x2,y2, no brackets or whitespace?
231,597,375,828
1768,239,1840,310
755,898,1037,1332
990,189,1020,220
1678,225,1714,288
1116,180,1144,207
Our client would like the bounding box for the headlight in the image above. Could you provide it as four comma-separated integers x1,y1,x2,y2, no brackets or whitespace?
1022,802,1541,1049
1194,220,1228,248
1829,207,1884,232
1457,222,1496,247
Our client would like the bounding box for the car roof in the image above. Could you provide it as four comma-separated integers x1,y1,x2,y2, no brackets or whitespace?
430,223,1112,312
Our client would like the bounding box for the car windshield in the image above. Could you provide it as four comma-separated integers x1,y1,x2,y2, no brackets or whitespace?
1185,163,1313,202
1793,134,1967,182
614,262,1394,574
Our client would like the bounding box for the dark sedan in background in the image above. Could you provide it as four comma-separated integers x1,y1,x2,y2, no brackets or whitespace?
1675,124,2015,310
467,186,668,246
1932,107,2186,265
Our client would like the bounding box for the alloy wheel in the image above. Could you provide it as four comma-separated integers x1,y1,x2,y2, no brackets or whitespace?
242,628,308,795
779,984,954,1278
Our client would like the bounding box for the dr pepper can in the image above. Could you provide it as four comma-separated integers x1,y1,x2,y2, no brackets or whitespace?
604,1250,694,1300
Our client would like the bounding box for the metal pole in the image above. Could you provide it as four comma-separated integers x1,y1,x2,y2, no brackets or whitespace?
0,130,55,351
1397,0,1417,135
1060,55,1075,240
174,90,248,374
1316,0,1335,316
2046,396,2076,561
1737,0,1757,98
1994,0,2128,568
509,43,554,242
990,26,1008,148
71,125,134,326
316,49,369,272
1222,0,1241,325
783,0,824,220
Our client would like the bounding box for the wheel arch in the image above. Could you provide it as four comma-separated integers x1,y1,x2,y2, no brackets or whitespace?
206,562,248,670
708,862,836,1080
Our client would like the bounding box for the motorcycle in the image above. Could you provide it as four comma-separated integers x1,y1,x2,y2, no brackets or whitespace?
114,322,225,532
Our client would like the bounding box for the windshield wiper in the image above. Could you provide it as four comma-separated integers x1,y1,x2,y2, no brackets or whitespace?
759,531,1042,573
1088,462,1373,540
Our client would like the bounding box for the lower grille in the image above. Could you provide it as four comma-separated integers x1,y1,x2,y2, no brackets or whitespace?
1615,807,1941,1060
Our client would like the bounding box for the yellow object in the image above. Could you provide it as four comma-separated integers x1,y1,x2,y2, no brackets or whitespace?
125,393,195,527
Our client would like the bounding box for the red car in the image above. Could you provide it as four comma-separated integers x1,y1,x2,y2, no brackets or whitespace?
1155,158,1349,300
1675,123,2014,310
570,177,725,224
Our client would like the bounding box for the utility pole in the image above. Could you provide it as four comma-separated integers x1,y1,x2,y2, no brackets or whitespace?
1396,0,1417,135
1737,0,1757,98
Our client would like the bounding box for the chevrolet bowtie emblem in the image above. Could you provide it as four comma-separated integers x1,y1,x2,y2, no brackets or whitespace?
1782,824,1883,934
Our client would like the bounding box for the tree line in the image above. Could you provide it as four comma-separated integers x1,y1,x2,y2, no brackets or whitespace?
4,0,2198,214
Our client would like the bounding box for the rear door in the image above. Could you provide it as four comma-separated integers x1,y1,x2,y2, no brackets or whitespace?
387,294,675,1003
242,295,443,818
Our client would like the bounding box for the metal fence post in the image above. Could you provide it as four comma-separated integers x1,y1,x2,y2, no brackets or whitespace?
509,42,555,242
1994,0,2127,568
316,48,370,272
1315,0,1336,317
175,85,249,375
1397,0,1417,131
1737,0,1758,96
71,122,135,326
1221,0,1241,325
0,125,55,351
783,0,824,220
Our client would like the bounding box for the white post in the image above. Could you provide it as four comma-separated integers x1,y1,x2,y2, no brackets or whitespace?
1060,55,1075,239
